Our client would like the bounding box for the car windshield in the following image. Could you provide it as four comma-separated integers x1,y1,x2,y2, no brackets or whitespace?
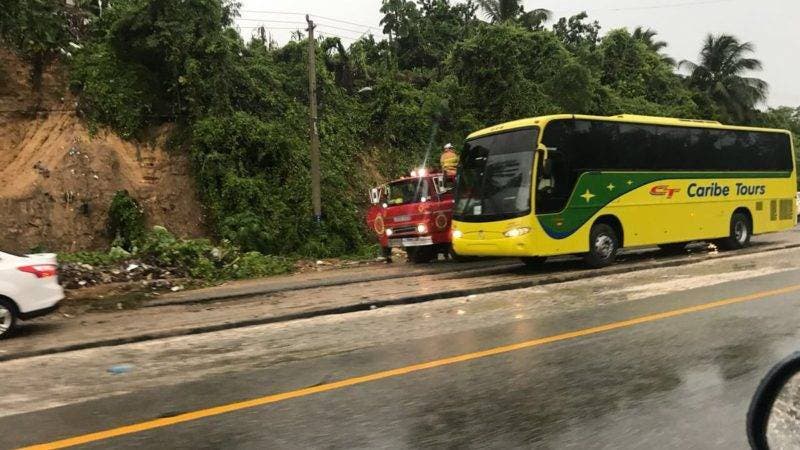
384,178,431,206
454,128,537,221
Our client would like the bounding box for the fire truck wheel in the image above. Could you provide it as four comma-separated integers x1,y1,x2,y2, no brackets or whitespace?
406,246,436,264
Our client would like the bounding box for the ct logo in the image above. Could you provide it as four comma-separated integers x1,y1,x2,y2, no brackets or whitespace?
650,185,681,199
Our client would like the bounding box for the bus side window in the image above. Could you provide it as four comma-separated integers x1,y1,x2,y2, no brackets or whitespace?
538,120,575,214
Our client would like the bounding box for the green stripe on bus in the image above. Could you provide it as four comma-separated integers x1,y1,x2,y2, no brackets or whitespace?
536,171,792,239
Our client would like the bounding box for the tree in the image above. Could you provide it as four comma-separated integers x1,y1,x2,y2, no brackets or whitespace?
679,34,768,122
598,29,697,116
0,0,71,95
476,0,551,30
553,12,600,51
631,26,675,66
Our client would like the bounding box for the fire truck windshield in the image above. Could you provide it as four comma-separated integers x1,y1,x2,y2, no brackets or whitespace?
385,178,431,206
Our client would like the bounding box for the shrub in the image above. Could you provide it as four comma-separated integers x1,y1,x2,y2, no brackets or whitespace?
107,190,146,251
136,226,293,280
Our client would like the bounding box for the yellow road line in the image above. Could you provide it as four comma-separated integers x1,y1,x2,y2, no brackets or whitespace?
22,282,800,450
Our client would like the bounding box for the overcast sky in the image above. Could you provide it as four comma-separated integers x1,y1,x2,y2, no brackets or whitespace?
235,0,798,108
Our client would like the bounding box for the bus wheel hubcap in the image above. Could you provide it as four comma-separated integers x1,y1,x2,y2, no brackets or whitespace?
595,235,615,258
0,306,11,334
735,221,747,243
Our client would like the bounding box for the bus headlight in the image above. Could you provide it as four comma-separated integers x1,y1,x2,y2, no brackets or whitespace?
417,223,428,234
504,227,531,238
386,228,393,237
452,229,463,239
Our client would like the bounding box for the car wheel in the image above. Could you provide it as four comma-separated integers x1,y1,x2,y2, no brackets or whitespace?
583,223,619,268
0,298,18,339
717,212,752,250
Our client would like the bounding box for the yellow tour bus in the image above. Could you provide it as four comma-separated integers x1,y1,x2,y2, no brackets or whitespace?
451,114,797,268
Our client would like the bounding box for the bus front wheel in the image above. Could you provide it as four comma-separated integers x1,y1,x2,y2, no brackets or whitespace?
584,223,619,268
717,212,752,251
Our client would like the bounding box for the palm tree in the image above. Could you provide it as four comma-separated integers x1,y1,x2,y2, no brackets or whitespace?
632,27,666,52
477,0,551,28
679,34,768,121
632,26,676,66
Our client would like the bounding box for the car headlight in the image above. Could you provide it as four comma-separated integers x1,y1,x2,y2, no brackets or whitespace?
386,228,393,237
417,223,428,234
452,229,463,239
504,227,531,238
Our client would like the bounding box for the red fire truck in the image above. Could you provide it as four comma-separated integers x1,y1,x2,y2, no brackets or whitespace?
366,169,455,263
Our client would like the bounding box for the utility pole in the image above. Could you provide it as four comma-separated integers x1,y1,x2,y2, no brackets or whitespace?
306,14,322,222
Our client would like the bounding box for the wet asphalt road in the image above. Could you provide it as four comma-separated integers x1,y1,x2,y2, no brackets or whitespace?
4,251,800,449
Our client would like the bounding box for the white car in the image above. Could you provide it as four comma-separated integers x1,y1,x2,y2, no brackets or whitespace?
0,251,64,338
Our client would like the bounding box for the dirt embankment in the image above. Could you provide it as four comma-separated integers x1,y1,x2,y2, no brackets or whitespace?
0,48,206,253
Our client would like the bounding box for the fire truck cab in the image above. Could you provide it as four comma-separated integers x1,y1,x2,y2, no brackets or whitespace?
366,169,455,263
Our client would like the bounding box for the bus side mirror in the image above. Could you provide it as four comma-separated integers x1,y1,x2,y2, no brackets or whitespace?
542,159,553,178
370,188,380,205
537,144,553,178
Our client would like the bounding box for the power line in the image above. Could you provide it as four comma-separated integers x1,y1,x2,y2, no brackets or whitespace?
237,17,374,38
239,9,381,32
239,9,305,16
236,17,306,25
238,26,305,31
551,0,736,14
314,21,373,35
318,33,362,42
310,14,381,31
236,25,366,41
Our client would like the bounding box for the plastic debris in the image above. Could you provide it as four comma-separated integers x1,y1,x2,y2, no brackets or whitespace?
107,364,134,375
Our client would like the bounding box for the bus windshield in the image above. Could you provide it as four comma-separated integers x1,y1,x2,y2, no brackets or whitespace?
454,128,537,222
384,178,431,206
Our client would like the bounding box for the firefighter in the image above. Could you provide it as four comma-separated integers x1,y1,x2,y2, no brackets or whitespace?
440,143,459,176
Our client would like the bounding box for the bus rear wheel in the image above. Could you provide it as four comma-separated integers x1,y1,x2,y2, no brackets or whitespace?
584,223,619,268
717,212,752,250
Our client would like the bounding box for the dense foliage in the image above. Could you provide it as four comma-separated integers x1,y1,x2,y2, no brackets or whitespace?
107,190,146,251
60,226,294,280
4,0,799,259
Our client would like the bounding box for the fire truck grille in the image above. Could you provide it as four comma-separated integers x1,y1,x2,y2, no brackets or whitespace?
392,226,417,235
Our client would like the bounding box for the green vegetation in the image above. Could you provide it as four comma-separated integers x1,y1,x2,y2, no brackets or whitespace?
60,226,294,280
136,226,293,280
4,0,800,264
680,34,769,123
107,190,146,251
1,0,71,93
